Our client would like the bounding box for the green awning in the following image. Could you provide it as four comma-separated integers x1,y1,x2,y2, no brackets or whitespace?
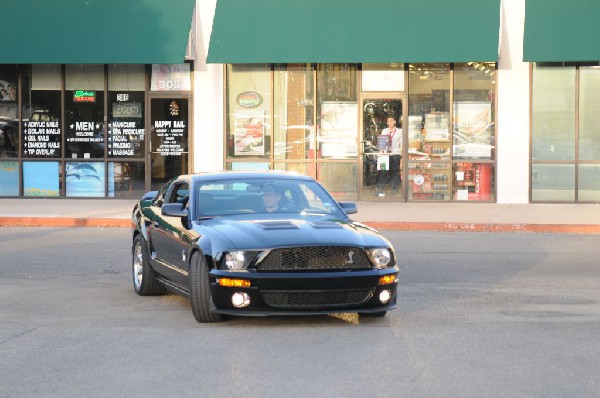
524,0,600,62
2,0,195,64
207,0,500,64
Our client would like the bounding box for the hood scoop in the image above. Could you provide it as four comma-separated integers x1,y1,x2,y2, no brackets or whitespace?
309,221,343,229
253,221,299,230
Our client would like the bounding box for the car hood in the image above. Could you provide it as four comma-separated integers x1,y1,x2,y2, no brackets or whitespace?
194,216,389,250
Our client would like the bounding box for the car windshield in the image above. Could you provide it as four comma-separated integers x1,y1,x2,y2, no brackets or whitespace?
195,178,346,218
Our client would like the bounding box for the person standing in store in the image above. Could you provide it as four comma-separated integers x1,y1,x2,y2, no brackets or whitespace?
376,115,402,193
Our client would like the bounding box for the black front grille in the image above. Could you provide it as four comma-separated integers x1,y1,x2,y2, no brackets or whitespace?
261,289,374,309
256,247,371,272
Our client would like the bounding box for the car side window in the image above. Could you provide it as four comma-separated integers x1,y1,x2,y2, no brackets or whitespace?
167,183,190,205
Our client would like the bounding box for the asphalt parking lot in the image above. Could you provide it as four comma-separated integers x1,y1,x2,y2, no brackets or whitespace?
1,227,599,397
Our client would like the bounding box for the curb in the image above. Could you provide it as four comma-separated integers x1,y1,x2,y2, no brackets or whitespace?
366,221,600,234
1,217,599,234
0,217,132,228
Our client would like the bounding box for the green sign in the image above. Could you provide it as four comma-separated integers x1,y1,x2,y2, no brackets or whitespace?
73,90,96,103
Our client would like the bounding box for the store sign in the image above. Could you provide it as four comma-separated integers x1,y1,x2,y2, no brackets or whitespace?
154,119,186,157
73,90,96,103
236,91,263,108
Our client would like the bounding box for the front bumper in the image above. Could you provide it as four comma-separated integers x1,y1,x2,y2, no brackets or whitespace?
209,268,398,316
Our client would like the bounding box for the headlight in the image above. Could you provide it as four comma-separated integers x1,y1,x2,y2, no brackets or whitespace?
223,251,257,270
368,248,392,269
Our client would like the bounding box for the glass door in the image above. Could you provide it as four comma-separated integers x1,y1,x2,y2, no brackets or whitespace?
149,97,189,190
360,97,403,200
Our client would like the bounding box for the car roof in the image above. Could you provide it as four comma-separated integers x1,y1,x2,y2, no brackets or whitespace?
182,170,314,183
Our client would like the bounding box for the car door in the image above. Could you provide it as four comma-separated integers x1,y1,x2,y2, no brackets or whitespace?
149,180,193,286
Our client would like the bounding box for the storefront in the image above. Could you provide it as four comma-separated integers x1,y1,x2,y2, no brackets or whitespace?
0,0,195,198
525,0,600,202
207,0,501,202
4,0,600,205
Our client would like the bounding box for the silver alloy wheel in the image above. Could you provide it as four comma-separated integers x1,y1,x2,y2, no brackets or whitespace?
133,241,144,290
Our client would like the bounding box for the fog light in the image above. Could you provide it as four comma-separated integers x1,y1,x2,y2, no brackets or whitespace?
379,289,391,304
378,275,397,285
231,292,251,308
218,278,251,288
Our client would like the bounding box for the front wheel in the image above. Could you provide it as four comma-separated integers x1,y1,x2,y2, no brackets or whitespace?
189,252,224,323
132,235,165,296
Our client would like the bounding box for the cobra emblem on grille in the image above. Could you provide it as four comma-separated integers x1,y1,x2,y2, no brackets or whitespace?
346,251,355,264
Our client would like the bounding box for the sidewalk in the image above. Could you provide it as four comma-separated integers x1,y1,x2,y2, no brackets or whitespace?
1,198,599,233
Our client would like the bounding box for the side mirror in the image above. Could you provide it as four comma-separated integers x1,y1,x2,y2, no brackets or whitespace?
161,203,188,218
338,202,357,215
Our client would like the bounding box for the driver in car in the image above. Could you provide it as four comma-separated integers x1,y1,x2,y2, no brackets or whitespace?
262,184,282,213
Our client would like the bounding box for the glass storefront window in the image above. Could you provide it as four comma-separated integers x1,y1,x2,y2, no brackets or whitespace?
150,98,189,190
66,161,105,197
317,162,357,200
532,163,575,201
532,64,576,161
65,65,105,159
361,98,403,199
273,162,310,176
0,65,18,159
531,63,600,202
23,161,60,197
408,64,450,156
0,161,19,196
108,91,145,158
578,164,600,201
109,65,145,91
408,162,452,201
274,64,315,160
150,64,191,92
361,63,404,92
108,161,145,198
226,64,272,159
407,64,451,201
1,63,196,198
0,65,18,101
108,66,146,158
317,64,358,160
227,162,269,171
453,62,495,160
453,162,494,201
579,67,600,160
22,66,62,159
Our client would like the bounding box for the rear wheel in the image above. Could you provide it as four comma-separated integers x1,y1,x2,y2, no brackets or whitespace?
190,252,224,323
132,235,165,296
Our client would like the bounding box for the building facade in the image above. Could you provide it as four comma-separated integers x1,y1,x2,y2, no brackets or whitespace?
1,0,599,204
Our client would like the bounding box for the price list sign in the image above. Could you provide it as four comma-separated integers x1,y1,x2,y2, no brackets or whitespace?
22,120,61,157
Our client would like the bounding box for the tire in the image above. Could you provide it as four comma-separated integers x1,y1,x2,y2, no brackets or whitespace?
190,252,224,323
132,235,166,296
359,311,387,318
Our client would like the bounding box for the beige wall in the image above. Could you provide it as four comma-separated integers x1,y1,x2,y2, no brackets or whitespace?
194,0,224,173
497,0,530,203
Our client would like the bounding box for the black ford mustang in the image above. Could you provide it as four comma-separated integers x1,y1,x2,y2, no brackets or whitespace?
131,171,398,323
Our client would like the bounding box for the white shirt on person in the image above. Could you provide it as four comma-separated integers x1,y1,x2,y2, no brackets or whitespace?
380,127,402,154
